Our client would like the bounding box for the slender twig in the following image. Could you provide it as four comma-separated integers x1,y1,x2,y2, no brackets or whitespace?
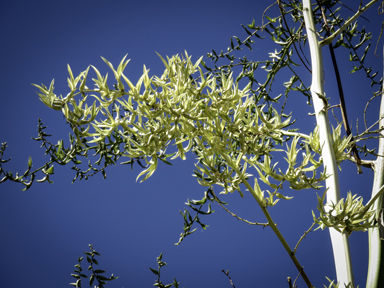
262,2,278,31
280,55,311,114
374,1,384,56
292,270,302,288
328,104,341,111
297,27,312,67
364,93,383,130
278,0,312,73
337,1,370,22
374,21,384,56
221,270,236,288
293,222,317,255
211,190,270,227
279,129,311,140
365,120,384,135
330,105,341,127
210,3,297,60
356,116,384,139
287,276,293,288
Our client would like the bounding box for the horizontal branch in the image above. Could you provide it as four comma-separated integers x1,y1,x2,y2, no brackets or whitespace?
320,0,379,46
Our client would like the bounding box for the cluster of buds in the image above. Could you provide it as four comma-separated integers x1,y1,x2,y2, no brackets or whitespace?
313,190,376,235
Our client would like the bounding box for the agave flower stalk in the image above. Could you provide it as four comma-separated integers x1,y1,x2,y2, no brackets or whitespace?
302,1,354,286
366,45,384,288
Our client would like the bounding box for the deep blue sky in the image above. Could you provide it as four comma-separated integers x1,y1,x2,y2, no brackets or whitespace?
0,1,383,287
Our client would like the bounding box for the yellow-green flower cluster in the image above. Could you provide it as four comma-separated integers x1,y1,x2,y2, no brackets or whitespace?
32,52,353,206
313,191,376,235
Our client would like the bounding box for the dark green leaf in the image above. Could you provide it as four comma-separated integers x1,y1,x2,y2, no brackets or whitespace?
248,19,256,29
149,267,159,275
350,65,362,73
333,38,343,49
241,25,252,35
28,156,32,167
94,270,106,274
89,274,94,287
159,157,172,166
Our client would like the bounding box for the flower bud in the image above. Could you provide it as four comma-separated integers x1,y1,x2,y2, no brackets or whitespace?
52,99,64,111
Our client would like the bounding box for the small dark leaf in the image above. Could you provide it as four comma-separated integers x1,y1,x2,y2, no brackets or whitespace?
0,175,8,183
248,19,256,29
241,25,252,35
149,267,159,275
245,42,253,50
28,156,32,167
159,157,172,166
94,270,106,274
189,197,207,205
333,38,343,49
71,274,81,279
89,274,95,287
350,65,362,73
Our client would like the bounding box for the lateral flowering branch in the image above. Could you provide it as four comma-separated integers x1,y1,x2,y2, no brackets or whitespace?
2,50,364,228
31,52,334,198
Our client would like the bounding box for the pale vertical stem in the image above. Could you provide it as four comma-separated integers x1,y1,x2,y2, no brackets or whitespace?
366,45,384,288
302,1,354,287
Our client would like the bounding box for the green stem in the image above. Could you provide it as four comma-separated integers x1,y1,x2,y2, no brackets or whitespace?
302,1,354,286
220,153,314,288
279,129,311,140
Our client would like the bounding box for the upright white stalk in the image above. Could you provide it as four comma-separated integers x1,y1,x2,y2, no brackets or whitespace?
302,1,354,287
366,45,384,288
